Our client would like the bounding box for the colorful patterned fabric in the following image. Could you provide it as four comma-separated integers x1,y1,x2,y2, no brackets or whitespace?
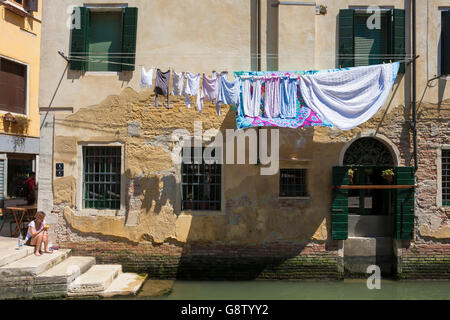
234,70,334,130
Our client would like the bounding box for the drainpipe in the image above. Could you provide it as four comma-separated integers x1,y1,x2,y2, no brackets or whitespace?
412,0,418,171
257,0,261,164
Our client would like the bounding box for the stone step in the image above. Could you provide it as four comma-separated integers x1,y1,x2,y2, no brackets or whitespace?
0,249,71,277
68,265,122,296
100,273,147,298
35,256,96,285
0,246,35,267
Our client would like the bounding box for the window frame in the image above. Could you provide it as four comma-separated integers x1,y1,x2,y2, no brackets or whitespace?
279,168,309,199
11,0,24,8
76,142,125,216
76,4,130,75
437,146,450,209
438,7,450,76
178,143,225,216
0,55,29,117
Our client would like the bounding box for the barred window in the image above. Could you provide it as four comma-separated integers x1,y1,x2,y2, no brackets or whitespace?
443,150,450,206
83,146,121,210
181,147,221,211
280,169,307,197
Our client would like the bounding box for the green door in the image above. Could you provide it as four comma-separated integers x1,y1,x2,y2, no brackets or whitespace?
88,12,123,72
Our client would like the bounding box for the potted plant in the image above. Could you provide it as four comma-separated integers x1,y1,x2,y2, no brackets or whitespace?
3,113,15,122
381,169,395,183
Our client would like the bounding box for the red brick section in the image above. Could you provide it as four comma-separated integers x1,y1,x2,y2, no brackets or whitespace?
58,240,339,280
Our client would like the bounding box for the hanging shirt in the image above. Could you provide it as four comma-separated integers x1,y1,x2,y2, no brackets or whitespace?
184,72,201,110
299,62,399,130
280,78,298,119
200,74,219,113
172,71,185,96
217,76,240,116
154,69,171,108
141,67,154,89
263,77,281,118
241,78,262,117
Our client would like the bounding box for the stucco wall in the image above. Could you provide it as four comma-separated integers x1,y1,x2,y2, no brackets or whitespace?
0,1,42,137
38,1,450,249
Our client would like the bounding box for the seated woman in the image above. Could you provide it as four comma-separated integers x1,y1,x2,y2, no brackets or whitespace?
25,211,52,256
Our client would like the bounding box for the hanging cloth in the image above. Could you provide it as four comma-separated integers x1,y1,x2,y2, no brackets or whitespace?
280,78,298,119
154,69,171,108
184,72,201,110
241,78,262,117
172,71,185,96
263,77,281,118
217,76,240,116
298,63,399,130
200,74,219,113
141,67,154,89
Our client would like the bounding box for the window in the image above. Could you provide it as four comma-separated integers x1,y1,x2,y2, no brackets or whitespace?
441,10,450,75
338,9,405,72
279,169,307,197
11,0,23,7
83,146,121,210
181,147,221,211
70,7,138,72
443,150,450,206
0,57,27,114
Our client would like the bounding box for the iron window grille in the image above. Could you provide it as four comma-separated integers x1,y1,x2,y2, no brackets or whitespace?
181,147,221,211
443,149,450,206
83,146,121,210
280,169,308,197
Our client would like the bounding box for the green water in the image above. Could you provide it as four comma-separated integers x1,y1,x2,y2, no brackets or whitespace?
135,279,450,300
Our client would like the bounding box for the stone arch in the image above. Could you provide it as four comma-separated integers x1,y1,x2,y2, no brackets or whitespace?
339,133,400,166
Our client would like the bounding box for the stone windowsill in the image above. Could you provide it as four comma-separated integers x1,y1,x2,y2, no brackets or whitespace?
75,208,125,217
180,210,226,217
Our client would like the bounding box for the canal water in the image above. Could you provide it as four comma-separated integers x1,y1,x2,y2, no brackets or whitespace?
132,279,450,300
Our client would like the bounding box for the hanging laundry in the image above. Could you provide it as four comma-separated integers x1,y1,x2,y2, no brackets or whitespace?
234,70,332,130
141,67,154,89
172,71,185,96
280,77,298,119
299,62,399,130
241,78,262,117
263,77,281,118
200,74,219,113
184,72,201,110
154,69,171,108
212,71,229,81
217,76,240,116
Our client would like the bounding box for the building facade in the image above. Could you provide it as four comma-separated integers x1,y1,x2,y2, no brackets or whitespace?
38,0,450,279
0,0,41,207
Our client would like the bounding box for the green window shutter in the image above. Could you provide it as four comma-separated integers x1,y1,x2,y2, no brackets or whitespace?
441,11,450,75
338,9,355,68
70,7,89,71
391,9,406,73
121,7,138,72
332,167,350,240
394,167,415,240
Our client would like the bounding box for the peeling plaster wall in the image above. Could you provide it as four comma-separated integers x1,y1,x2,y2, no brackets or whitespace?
48,86,450,246
38,0,450,249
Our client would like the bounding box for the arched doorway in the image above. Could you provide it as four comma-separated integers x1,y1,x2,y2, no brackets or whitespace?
343,137,395,237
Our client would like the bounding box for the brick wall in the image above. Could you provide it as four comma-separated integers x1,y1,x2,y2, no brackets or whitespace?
399,244,450,279
59,240,340,280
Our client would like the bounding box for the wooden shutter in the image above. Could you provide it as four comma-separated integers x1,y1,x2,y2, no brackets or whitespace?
391,9,406,73
394,167,415,240
442,11,450,75
0,58,26,114
332,167,350,240
24,0,38,12
70,7,89,71
121,7,138,72
338,9,355,68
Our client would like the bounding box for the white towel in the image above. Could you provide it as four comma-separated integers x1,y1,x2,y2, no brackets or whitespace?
299,63,399,130
172,71,185,96
140,67,154,89
184,72,201,110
